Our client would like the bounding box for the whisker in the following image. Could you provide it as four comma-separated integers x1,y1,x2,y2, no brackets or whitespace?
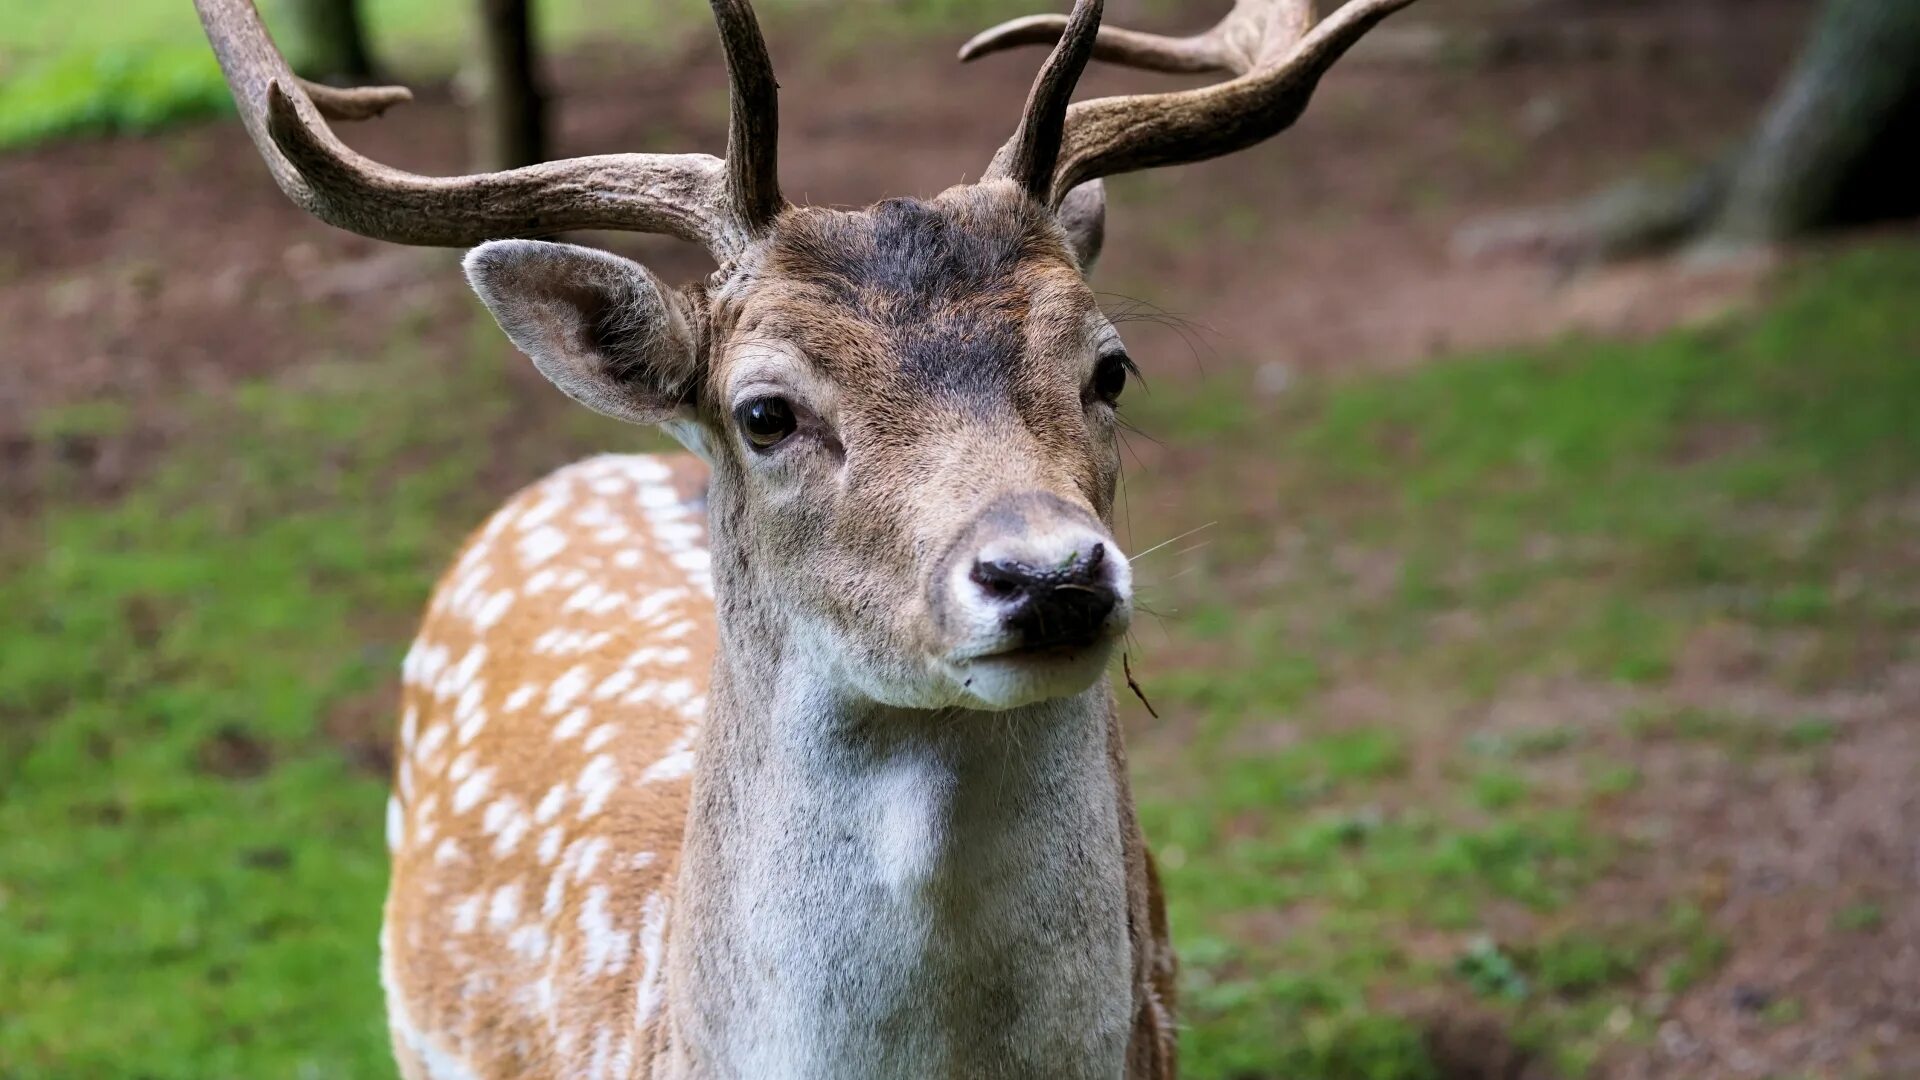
1129,521,1216,562
1160,539,1213,563
1116,414,1166,451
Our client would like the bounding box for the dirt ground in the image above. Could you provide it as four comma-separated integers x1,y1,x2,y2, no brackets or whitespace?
12,0,1916,1076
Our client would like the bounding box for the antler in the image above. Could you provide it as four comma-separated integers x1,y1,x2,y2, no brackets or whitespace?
193,0,784,257
967,0,1419,205
989,0,1105,202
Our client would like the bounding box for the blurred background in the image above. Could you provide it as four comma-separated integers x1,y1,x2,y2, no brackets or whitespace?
2,0,1917,1076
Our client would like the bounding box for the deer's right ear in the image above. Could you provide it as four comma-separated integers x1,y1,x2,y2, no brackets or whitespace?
464,240,702,426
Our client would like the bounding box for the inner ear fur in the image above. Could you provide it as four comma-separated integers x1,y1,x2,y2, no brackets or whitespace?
464,239,702,425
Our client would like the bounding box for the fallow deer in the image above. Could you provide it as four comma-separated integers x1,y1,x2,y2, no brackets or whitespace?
194,0,1419,1074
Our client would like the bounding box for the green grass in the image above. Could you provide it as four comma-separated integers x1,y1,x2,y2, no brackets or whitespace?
3,242,1917,1076
0,0,1036,148
1124,242,1920,1078
1831,902,1883,933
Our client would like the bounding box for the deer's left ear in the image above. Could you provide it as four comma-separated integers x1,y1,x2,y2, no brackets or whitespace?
464,240,702,426
1057,179,1106,274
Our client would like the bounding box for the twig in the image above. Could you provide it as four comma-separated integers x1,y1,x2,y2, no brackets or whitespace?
1123,652,1159,719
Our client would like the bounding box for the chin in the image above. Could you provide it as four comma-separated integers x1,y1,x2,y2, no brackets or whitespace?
947,639,1118,710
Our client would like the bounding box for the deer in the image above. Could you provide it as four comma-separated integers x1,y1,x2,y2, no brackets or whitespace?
193,0,1418,1074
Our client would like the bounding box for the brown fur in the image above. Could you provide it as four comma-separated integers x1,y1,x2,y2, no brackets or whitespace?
391,183,1173,1077
386,449,1174,1077
687,187,1121,691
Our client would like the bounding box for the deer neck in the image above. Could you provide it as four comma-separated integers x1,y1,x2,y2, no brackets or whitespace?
663,621,1135,1078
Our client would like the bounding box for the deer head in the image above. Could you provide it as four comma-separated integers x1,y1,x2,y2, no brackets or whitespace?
196,0,1416,712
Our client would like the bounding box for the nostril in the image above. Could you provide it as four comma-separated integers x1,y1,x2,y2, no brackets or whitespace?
970,560,1029,602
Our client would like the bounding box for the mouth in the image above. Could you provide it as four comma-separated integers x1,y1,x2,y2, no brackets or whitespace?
946,633,1121,709
985,634,1101,658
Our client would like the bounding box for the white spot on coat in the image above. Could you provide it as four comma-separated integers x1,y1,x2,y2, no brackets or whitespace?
452,768,493,814
415,723,449,765
471,589,514,631
633,892,670,1026
385,796,404,852
575,754,620,818
508,922,550,962
534,783,567,823
578,885,631,977
537,825,565,865
517,525,568,567
546,665,591,715
573,836,610,883
487,882,522,932
593,668,637,701
451,893,482,934
483,797,530,857
552,706,591,742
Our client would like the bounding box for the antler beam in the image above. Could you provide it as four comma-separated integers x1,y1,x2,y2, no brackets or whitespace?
967,0,1419,206
193,0,784,256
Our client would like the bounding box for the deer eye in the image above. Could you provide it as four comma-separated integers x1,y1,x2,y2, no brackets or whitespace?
1090,351,1133,406
736,396,797,450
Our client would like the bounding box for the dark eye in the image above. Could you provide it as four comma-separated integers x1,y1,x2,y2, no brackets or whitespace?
736,396,797,450
1091,351,1133,406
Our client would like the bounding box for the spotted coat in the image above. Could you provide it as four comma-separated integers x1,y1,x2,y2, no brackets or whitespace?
383,447,1175,1078
384,453,712,1078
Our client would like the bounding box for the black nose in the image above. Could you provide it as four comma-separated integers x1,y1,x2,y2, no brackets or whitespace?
970,543,1118,650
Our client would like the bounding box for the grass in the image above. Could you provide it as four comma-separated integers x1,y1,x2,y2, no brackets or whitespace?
0,0,1038,148
1121,242,1920,1077
2,242,1917,1076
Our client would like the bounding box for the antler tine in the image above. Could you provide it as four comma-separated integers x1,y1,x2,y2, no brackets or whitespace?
709,0,787,233
966,0,1415,207
961,0,1317,76
984,0,1104,202
194,0,781,256
961,15,1231,75
300,79,413,121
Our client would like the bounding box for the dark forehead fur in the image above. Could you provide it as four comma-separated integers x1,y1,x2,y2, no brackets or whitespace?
758,186,1088,403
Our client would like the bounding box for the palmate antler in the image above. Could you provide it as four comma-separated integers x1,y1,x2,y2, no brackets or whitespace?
192,0,783,257
968,0,1421,206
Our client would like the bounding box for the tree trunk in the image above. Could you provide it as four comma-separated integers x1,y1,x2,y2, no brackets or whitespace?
470,0,549,171
1456,0,1920,263
1708,0,1920,245
288,0,376,84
